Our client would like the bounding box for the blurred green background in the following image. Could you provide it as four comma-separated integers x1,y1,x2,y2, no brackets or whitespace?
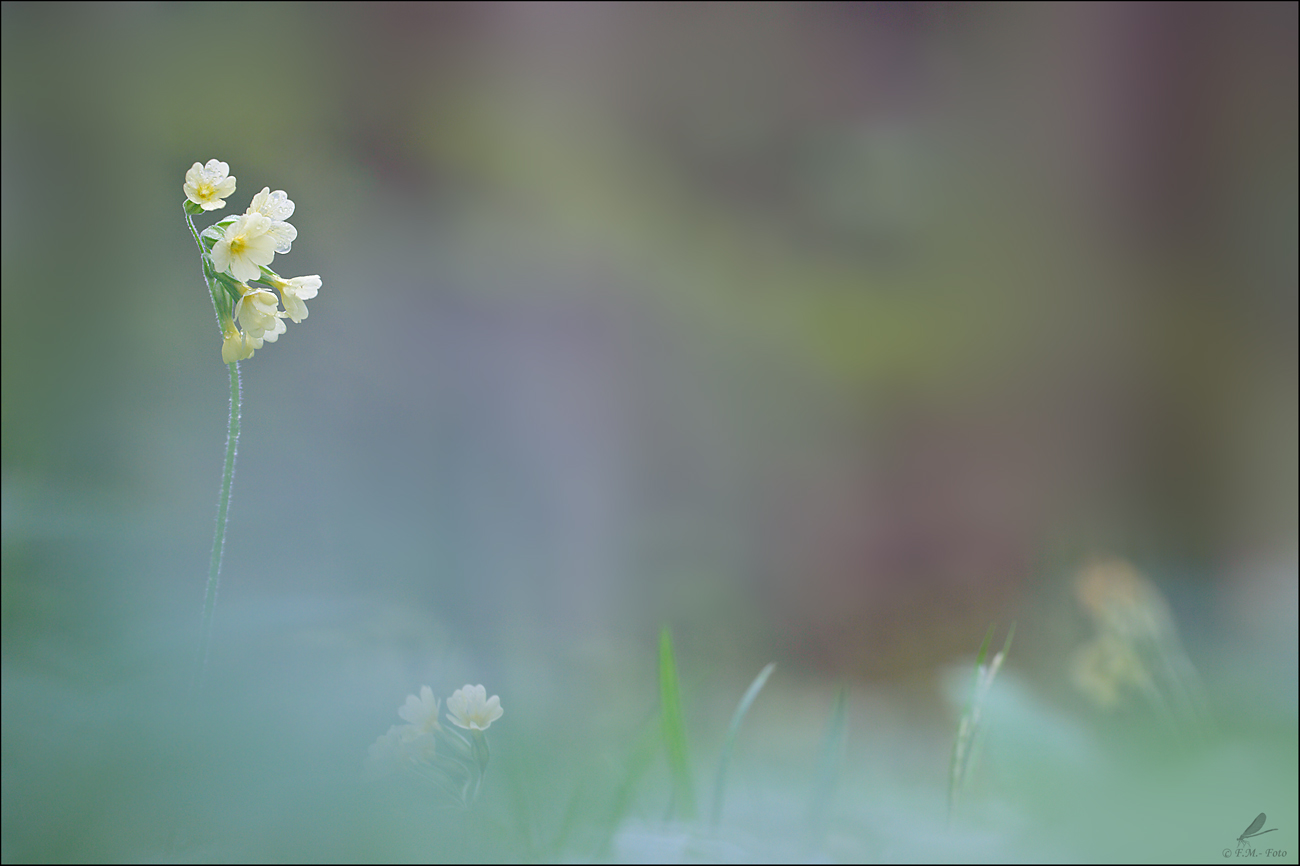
2,2,1296,861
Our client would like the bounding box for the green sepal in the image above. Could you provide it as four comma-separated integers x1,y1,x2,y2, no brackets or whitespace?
206,266,245,306
205,277,235,322
200,216,238,244
183,199,204,215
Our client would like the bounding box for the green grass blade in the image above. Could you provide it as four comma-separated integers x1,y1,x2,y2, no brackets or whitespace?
948,622,1014,823
659,626,696,821
711,662,776,827
806,686,848,839
975,623,996,670
949,625,994,819
963,623,1014,791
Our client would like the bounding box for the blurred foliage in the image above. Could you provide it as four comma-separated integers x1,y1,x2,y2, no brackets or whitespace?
2,2,1296,861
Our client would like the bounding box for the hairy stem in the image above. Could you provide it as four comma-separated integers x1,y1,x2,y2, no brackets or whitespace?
188,211,242,688
196,360,240,687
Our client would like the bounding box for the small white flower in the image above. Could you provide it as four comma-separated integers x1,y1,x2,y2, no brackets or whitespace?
184,159,237,211
270,275,321,323
398,686,443,735
211,213,278,282
234,287,286,344
446,684,503,731
247,186,295,221
246,187,298,253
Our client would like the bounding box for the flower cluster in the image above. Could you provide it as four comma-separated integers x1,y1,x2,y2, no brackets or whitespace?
1069,558,1210,738
183,159,321,363
365,684,502,805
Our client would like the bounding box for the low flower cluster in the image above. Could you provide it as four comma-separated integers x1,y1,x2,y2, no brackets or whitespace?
184,159,321,363
1069,558,1210,739
365,684,503,805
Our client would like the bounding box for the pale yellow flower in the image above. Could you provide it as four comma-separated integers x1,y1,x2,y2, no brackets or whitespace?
220,322,257,364
398,685,442,735
270,275,321,323
211,213,277,282
184,159,237,211
446,684,503,731
234,287,287,344
1074,558,1172,639
1071,632,1150,709
246,187,298,253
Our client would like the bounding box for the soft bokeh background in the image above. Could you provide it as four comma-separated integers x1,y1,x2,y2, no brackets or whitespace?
2,2,1296,861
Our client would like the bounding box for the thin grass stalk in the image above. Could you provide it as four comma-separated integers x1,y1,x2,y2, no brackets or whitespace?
659,626,696,821
711,662,776,827
806,686,848,840
948,623,1014,823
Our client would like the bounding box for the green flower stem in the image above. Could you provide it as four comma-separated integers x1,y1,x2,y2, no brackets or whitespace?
469,729,491,804
196,360,240,685
471,728,491,772
187,210,242,687
186,211,203,247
